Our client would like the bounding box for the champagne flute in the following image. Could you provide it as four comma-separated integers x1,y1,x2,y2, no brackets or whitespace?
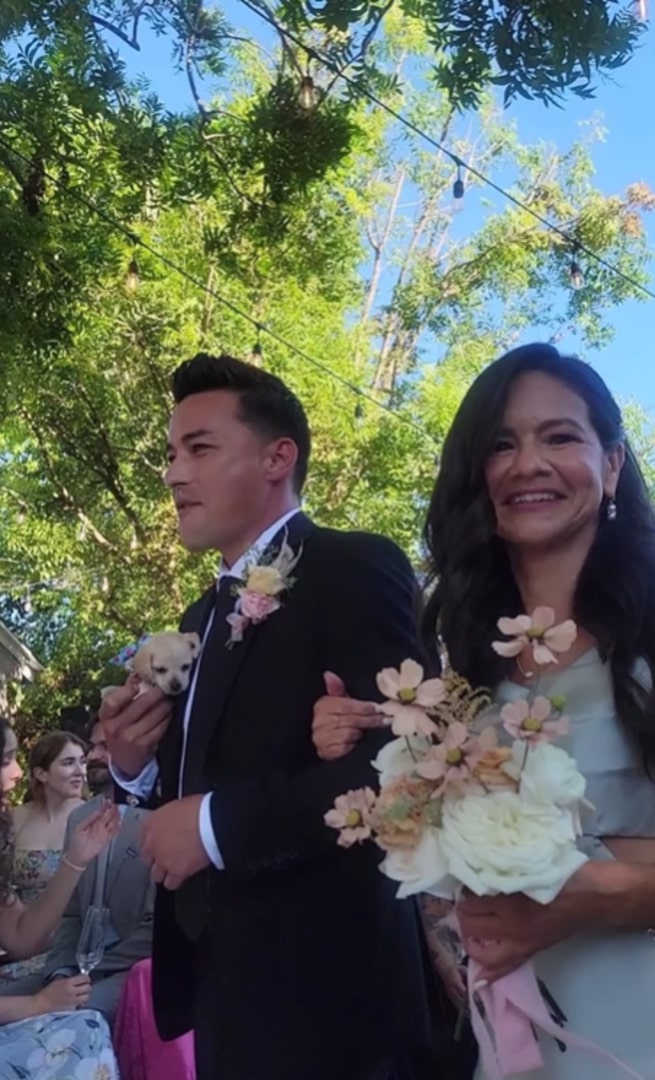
76,906,109,976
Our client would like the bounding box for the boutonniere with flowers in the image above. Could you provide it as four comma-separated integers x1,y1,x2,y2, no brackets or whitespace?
226,534,303,647
324,608,637,1079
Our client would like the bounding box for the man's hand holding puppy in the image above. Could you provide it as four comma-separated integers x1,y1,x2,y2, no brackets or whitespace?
100,674,172,779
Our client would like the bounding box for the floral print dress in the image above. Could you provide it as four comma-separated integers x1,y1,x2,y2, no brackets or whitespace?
0,849,61,983
0,1009,120,1079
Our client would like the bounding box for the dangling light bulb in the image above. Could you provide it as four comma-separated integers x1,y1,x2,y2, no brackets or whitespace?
569,255,584,290
250,340,263,367
126,257,139,291
452,162,465,211
298,75,317,111
354,399,364,425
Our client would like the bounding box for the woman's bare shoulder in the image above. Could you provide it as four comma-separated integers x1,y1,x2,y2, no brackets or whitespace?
9,803,33,837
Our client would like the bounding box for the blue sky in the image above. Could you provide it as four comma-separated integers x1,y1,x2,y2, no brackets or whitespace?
509,30,655,408
123,10,654,408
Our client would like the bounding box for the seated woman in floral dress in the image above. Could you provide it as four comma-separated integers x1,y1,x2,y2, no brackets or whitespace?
0,717,121,1080
0,729,87,985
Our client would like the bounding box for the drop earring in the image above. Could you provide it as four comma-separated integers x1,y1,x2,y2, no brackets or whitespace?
607,497,617,522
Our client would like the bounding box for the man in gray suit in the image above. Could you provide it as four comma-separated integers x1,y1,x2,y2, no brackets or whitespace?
3,718,155,1023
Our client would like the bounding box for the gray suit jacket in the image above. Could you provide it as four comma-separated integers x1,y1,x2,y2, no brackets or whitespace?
44,797,154,980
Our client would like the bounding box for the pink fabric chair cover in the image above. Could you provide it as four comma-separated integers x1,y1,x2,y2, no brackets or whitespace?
114,958,196,1080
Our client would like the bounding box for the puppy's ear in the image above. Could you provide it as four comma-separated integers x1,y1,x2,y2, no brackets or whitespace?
131,641,154,679
185,632,201,656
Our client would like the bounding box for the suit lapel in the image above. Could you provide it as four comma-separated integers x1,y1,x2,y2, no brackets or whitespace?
106,808,142,898
185,513,316,786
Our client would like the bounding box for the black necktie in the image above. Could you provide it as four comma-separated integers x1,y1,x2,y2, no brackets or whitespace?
181,574,238,797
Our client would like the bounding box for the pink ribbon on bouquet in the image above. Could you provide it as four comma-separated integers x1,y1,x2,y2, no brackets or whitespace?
468,957,645,1079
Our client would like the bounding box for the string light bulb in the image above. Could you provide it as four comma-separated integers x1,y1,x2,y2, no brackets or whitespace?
126,257,139,291
569,250,584,290
354,399,364,424
298,75,317,111
452,162,465,206
250,323,263,366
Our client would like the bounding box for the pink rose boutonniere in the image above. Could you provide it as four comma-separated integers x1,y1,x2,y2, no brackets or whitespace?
226,535,302,647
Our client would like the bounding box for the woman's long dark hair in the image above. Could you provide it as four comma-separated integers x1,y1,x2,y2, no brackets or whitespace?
422,342,655,772
0,718,15,905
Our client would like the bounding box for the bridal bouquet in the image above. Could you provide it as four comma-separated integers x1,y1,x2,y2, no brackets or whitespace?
325,606,585,905
325,608,639,1079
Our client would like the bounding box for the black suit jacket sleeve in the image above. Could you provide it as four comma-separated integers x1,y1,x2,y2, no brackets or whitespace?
209,533,426,880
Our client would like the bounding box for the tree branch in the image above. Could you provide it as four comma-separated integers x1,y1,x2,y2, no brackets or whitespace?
19,410,119,552
362,170,404,326
90,14,142,52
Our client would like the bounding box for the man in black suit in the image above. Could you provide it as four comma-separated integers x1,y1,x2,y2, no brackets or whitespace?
102,353,440,1080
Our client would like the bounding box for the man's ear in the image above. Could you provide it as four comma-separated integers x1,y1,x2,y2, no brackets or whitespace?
264,437,298,485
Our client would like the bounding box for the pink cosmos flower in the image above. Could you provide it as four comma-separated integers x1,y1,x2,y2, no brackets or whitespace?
239,589,281,622
500,696,570,745
416,723,496,790
492,606,577,666
324,788,377,847
377,659,444,738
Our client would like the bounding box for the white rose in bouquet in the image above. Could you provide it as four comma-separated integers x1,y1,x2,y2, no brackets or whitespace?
440,789,587,903
511,741,587,809
372,736,426,786
380,827,456,900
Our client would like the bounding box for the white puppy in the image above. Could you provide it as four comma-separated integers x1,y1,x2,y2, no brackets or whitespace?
130,631,201,696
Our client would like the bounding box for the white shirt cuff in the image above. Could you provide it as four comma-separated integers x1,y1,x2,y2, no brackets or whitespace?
199,793,225,870
109,758,159,800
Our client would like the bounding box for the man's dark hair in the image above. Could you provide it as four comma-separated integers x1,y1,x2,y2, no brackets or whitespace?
172,353,311,493
84,711,101,745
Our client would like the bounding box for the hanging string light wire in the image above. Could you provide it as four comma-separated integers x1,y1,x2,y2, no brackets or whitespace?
0,134,438,448
237,0,655,304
